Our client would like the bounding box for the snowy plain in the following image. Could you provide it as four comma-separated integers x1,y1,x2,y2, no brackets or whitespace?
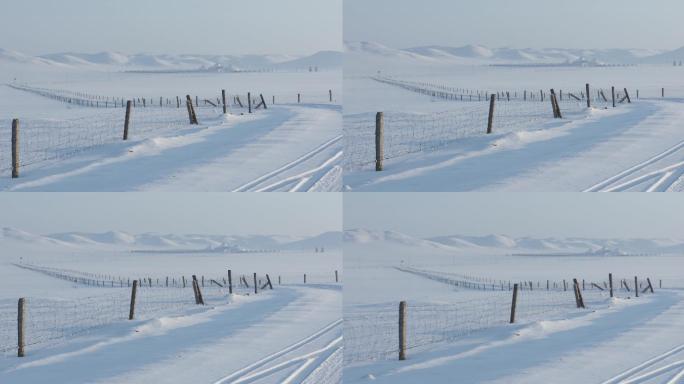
343,44,684,192
0,227,342,384
0,57,342,191
343,229,684,384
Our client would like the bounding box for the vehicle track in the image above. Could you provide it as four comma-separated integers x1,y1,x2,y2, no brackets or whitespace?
212,319,342,384
601,343,684,384
231,135,342,192
584,139,684,192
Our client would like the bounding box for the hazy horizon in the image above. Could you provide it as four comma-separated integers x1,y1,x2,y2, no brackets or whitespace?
345,193,684,240
0,0,342,56
0,193,341,237
345,0,684,51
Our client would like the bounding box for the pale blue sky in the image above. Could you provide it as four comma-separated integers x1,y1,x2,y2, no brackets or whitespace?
345,193,684,239
0,193,341,236
1,0,342,56
344,0,684,50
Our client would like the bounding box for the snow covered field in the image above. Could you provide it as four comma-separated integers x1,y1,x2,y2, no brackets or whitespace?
0,60,342,191
343,46,684,191
343,229,684,383
0,228,342,383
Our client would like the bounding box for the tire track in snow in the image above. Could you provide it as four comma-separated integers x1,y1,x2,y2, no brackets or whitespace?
231,135,342,192
212,319,342,384
584,139,684,192
600,343,684,383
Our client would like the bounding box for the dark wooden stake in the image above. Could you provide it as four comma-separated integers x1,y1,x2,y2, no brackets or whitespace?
129,280,138,320
17,298,25,357
399,301,407,360
487,94,495,134
510,283,519,323
375,112,384,171
11,119,19,178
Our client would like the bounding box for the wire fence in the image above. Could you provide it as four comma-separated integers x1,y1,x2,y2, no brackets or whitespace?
344,265,660,364
0,286,235,356
344,76,624,170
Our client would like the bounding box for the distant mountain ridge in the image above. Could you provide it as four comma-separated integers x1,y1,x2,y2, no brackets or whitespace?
345,229,684,255
345,41,680,65
0,49,342,71
1,227,342,251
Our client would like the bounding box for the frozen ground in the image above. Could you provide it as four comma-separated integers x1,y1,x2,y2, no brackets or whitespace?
0,229,342,383
343,229,684,383
0,63,341,191
343,55,684,192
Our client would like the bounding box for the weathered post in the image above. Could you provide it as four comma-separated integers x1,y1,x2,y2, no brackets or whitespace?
304,273,307,284
329,89,332,102
647,278,654,293
248,92,252,113
335,270,339,283
624,88,631,103
586,83,591,108
222,89,227,114
129,280,138,320
11,119,19,178
298,93,301,103
612,87,616,108
398,301,407,360
260,94,267,109
635,276,639,297
375,112,384,171
265,274,273,289
662,88,665,98
487,94,495,134
510,283,519,323
609,273,613,298
253,273,258,294
228,269,233,294
123,101,132,140
17,298,25,357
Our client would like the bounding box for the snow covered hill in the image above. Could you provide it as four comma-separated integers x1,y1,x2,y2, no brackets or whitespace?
344,229,684,255
1,227,342,252
345,41,680,65
0,49,342,71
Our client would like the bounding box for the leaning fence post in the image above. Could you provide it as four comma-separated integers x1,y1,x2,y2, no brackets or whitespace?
11,119,19,178
123,101,132,140
487,94,495,134
609,273,613,298
586,83,591,108
399,301,407,360
375,112,384,171
228,269,233,294
623,88,631,103
253,273,258,294
260,94,267,110
128,280,138,320
222,89,227,114
635,276,639,297
510,283,518,323
647,278,654,293
17,298,25,357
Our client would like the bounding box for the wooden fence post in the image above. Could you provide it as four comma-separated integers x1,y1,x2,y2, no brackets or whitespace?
399,301,407,360
265,274,273,289
623,88,631,103
185,95,197,124
487,94,495,134
304,273,307,284
298,93,301,103
609,273,613,298
329,89,332,102
586,83,591,108
612,87,616,108
662,88,665,98
17,298,25,357
335,270,339,282
248,92,252,113
11,119,19,178
129,280,138,320
253,273,258,294
573,278,585,308
510,283,518,323
375,112,384,171
635,276,639,297
123,101,132,141
646,278,654,293
222,89,227,114
260,94,267,109
228,269,233,294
